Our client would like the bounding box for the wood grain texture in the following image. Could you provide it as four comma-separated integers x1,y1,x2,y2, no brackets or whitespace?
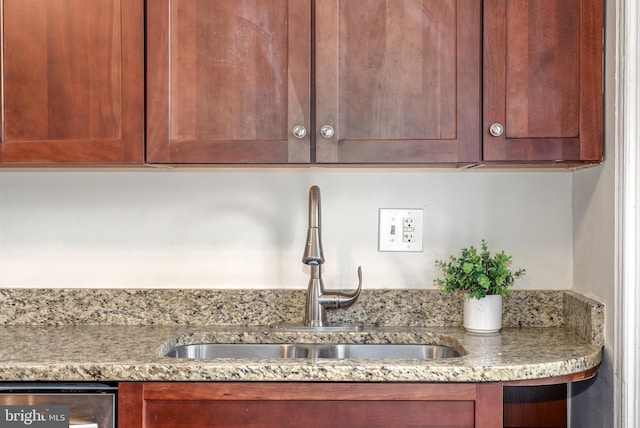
143,401,475,428
146,0,311,164
504,385,567,428
118,383,144,428
1,0,144,163
118,382,503,428
315,0,481,164
483,0,603,163
476,383,504,428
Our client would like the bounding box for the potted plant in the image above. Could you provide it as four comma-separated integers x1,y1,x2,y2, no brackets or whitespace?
434,240,526,333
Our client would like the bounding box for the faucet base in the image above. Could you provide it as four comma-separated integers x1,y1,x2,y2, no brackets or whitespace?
303,265,363,327
270,323,369,332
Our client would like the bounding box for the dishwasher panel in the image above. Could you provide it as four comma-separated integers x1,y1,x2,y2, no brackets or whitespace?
0,383,115,428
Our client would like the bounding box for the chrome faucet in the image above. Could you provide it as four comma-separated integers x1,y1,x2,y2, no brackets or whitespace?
302,185,362,327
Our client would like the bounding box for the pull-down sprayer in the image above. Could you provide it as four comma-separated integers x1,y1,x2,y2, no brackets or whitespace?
302,185,324,266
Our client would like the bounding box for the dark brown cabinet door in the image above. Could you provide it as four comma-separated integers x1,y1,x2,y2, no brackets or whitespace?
483,0,603,164
0,0,144,164
146,0,311,164
314,0,481,164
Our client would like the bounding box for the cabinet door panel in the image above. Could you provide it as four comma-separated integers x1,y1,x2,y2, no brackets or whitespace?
144,400,474,428
483,0,603,163
504,385,567,428
146,0,311,164
506,1,580,139
1,0,143,163
315,0,481,164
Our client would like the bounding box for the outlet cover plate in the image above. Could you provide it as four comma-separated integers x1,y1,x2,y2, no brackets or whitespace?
378,208,423,252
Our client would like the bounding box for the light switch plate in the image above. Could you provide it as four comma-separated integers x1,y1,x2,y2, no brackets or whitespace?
378,208,423,252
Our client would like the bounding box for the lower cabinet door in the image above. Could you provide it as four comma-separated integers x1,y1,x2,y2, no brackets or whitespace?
503,384,568,428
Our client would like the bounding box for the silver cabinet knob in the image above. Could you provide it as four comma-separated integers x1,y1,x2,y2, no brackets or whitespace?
489,123,504,137
319,125,335,139
292,125,307,139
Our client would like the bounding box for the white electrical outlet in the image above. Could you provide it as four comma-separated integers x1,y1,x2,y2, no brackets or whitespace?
378,208,423,252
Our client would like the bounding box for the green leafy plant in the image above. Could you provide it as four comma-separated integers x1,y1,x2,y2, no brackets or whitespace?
434,240,526,299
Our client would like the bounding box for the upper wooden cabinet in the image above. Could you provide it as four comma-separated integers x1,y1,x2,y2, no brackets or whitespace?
315,0,481,164
483,0,604,164
146,0,481,165
0,0,144,164
1,0,602,166
146,0,311,164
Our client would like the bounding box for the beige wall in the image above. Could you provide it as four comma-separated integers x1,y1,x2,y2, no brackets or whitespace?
571,158,615,428
0,168,572,289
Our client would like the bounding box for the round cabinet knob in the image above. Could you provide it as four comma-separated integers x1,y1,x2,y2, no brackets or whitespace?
292,125,307,139
319,125,335,139
489,123,504,137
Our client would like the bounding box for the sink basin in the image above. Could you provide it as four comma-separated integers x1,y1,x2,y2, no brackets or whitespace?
312,344,460,359
163,343,461,360
165,344,310,359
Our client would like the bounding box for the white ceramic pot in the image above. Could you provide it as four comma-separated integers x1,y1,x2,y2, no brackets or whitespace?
463,295,503,333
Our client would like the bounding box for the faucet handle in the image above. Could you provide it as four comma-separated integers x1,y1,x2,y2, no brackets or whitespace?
354,266,363,296
334,266,362,308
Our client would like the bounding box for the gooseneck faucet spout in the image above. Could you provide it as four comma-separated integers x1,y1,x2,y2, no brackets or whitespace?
302,186,362,327
302,186,324,266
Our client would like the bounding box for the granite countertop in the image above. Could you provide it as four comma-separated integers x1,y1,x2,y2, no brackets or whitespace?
0,289,604,383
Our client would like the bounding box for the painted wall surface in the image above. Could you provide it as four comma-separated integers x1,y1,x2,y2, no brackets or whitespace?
0,169,571,289
569,0,616,425
571,162,614,428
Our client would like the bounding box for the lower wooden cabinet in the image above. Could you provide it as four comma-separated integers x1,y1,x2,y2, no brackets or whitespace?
118,382,503,428
504,384,568,428
118,382,573,427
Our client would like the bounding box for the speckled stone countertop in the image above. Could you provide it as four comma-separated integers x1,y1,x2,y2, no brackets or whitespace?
0,289,603,383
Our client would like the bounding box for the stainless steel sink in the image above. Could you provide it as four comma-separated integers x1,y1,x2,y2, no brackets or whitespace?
163,343,461,360
312,344,460,359
165,344,310,359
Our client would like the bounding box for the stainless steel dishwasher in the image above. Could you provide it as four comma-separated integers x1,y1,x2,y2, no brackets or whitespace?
0,383,115,428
